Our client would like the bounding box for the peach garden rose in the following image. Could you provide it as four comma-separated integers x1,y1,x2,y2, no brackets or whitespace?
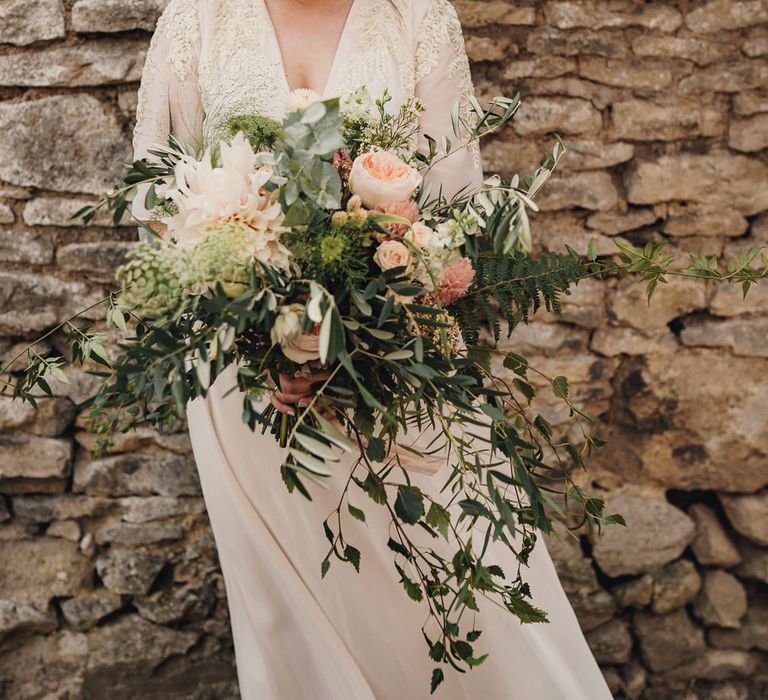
373,239,412,272
348,149,422,210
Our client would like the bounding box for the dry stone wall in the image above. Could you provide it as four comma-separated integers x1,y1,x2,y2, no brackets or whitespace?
0,1,766,698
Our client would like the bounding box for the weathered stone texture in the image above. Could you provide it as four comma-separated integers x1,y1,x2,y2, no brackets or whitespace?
0,42,147,87
72,0,168,33
0,95,130,194
693,570,748,629
0,0,66,46
1,1,767,696
689,504,742,569
592,491,695,577
626,152,768,215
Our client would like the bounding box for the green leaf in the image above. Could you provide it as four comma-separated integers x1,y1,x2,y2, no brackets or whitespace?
513,378,535,403
429,641,446,662
366,436,386,462
450,639,473,660
364,327,395,341
387,537,411,558
552,375,569,400
414,335,424,363
287,448,332,477
321,557,331,578
294,432,340,461
384,349,413,361
396,564,423,601
504,588,549,623
361,472,387,505
533,414,552,439
459,499,492,518
311,411,355,452
395,485,424,525
344,544,361,572
480,403,507,422
426,502,450,539
319,309,332,364
347,503,366,523
430,668,444,695
350,288,372,316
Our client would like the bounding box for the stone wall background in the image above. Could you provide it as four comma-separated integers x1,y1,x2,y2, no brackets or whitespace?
0,1,766,698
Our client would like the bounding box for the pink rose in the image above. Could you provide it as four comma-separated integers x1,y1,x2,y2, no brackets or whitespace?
373,240,412,272
348,149,422,210
436,257,475,306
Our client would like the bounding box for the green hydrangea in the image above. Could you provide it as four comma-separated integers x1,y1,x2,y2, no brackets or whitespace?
117,241,185,316
187,223,260,296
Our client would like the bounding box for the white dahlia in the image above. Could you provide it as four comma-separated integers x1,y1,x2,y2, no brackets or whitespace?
163,133,291,271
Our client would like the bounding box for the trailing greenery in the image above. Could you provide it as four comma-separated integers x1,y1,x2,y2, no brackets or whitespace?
2,91,768,696
454,248,586,344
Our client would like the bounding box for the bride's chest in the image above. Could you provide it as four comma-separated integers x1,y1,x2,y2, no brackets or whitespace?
198,0,416,146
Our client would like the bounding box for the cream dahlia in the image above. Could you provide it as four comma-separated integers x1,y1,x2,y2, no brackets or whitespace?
163,133,291,270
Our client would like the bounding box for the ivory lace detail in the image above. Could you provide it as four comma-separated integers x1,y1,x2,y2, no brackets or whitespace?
133,0,482,198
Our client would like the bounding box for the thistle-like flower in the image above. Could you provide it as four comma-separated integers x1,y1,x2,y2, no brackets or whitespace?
117,241,185,315
186,223,268,297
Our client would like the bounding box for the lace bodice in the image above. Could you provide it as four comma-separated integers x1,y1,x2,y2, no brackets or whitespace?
133,0,482,216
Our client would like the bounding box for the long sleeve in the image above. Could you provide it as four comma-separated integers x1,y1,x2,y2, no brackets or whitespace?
132,0,204,221
414,0,483,202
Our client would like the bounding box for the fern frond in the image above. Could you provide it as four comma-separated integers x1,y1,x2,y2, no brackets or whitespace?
456,249,585,338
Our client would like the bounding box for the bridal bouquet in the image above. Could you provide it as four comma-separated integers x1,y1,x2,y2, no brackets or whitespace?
4,89,766,692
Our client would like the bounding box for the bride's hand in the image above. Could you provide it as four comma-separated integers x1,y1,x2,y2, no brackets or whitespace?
271,370,331,416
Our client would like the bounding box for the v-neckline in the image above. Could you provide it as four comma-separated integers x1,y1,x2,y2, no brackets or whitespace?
259,0,359,99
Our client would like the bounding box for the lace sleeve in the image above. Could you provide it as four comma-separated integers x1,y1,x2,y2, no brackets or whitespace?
414,0,483,201
132,0,204,220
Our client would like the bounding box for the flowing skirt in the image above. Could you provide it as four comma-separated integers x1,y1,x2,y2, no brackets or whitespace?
187,366,612,699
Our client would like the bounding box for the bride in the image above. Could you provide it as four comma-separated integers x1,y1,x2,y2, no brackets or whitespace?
133,0,612,697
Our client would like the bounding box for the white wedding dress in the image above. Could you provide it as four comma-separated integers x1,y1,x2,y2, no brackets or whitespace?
133,1,612,697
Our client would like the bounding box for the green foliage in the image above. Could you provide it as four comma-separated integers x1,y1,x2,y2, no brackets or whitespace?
275,99,345,226
286,217,372,292
227,113,282,152
348,91,423,159
453,248,585,343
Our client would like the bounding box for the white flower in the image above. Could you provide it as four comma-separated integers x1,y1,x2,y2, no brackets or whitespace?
433,220,466,250
281,331,321,364
405,222,433,249
348,149,422,210
271,304,321,364
286,88,322,112
341,86,376,121
271,304,304,345
163,133,291,270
